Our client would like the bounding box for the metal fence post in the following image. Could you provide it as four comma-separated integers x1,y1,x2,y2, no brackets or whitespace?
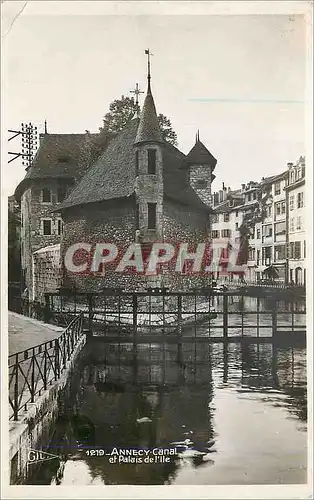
223,294,228,340
177,295,183,338
272,303,277,339
14,353,19,420
177,295,183,360
88,294,93,337
133,294,138,347
31,348,35,402
43,344,47,390
54,339,60,380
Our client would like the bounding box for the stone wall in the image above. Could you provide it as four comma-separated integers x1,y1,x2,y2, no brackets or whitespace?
33,244,62,302
60,197,211,293
20,179,73,298
134,143,163,243
189,165,212,207
9,329,86,485
61,198,142,291
162,198,211,290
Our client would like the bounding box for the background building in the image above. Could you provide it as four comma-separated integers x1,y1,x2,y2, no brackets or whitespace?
8,195,21,284
211,157,306,285
14,77,217,300
14,131,110,298
285,157,306,285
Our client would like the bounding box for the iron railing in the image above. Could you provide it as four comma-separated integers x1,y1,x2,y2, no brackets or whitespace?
8,312,84,421
217,279,305,291
43,290,306,343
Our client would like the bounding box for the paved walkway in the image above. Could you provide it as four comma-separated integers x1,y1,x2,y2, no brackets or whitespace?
9,312,64,355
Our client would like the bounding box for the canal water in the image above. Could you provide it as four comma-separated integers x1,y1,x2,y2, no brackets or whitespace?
29,298,307,485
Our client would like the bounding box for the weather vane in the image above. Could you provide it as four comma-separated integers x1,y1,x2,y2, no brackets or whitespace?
145,49,154,87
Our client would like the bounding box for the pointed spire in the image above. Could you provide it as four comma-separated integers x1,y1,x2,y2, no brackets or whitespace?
134,50,163,145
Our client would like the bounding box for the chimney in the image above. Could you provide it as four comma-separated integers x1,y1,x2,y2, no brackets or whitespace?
241,183,245,191
219,190,223,203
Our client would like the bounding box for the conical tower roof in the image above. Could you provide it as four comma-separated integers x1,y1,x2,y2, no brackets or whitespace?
186,134,217,170
134,81,163,145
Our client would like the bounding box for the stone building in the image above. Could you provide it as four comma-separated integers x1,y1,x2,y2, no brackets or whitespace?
211,159,306,285
58,76,215,292
14,131,110,298
15,71,217,299
285,157,306,285
210,186,244,280
8,195,21,283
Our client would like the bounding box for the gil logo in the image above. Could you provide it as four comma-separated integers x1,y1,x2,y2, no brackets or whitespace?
27,449,60,465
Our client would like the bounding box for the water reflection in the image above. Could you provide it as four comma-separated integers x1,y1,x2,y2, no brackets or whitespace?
30,340,307,485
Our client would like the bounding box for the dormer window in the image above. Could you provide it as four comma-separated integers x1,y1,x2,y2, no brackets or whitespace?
147,149,156,175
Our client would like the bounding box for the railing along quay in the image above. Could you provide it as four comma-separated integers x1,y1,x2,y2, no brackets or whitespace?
8,312,84,421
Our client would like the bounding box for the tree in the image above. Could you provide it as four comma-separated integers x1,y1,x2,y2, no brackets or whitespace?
157,114,178,146
101,95,178,146
102,96,139,134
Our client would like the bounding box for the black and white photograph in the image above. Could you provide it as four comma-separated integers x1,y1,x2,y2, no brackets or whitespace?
1,1,312,498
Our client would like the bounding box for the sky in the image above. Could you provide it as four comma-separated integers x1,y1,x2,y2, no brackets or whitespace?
1,1,310,196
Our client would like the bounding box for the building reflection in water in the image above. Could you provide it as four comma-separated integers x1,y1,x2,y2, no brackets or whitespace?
31,339,307,485
69,341,215,484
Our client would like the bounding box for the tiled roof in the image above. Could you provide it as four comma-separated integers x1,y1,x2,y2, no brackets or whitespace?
14,133,104,201
261,171,287,185
134,84,163,145
185,140,217,170
213,201,244,213
58,118,212,213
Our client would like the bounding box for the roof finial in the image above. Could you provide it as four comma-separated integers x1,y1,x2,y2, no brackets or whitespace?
130,83,144,118
44,120,48,134
197,129,200,141
145,49,153,92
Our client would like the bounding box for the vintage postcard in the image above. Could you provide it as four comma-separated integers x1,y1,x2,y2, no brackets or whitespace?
1,1,312,498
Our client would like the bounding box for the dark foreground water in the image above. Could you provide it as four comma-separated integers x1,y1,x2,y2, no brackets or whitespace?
30,339,307,485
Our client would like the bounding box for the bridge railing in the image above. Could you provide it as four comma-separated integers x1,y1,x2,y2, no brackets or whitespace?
8,312,84,421
223,279,305,291
42,290,306,342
